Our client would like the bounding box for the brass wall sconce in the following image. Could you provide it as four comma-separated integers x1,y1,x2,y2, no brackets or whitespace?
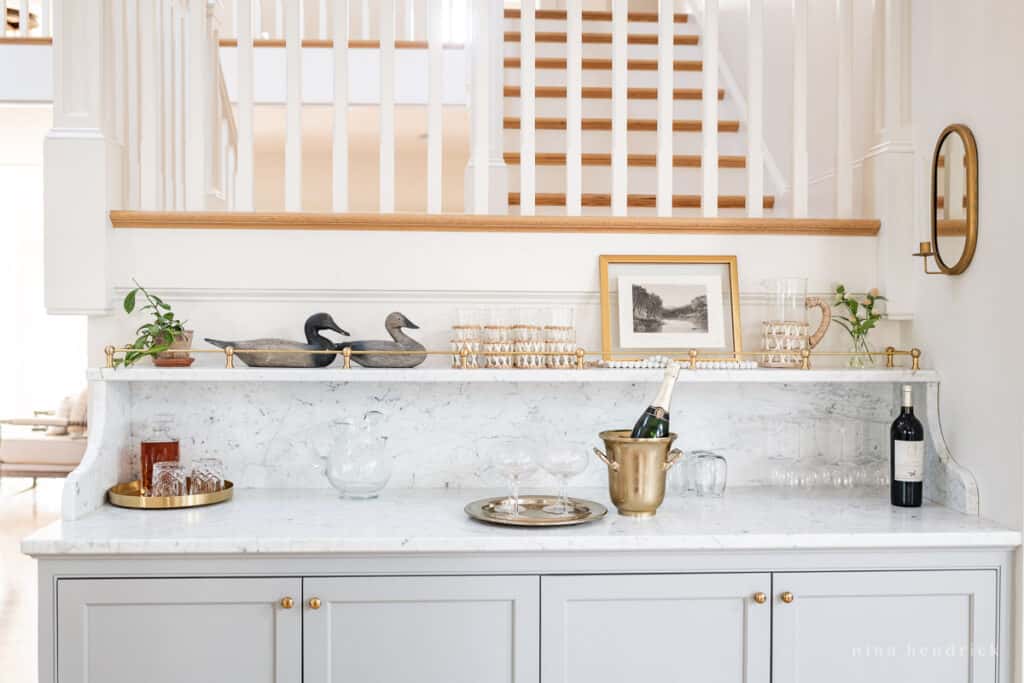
913,123,978,275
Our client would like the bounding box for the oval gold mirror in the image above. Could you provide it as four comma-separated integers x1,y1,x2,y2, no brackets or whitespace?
931,124,978,275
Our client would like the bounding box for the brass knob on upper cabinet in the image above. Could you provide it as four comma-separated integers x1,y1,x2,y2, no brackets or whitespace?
309,597,322,610
780,591,795,604
753,592,767,604
280,597,294,609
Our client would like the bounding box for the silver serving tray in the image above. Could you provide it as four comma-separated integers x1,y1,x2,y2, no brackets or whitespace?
465,495,608,527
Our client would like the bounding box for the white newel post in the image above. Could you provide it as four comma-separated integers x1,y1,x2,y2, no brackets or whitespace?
44,0,119,315
464,0,508,215
863,0,914,316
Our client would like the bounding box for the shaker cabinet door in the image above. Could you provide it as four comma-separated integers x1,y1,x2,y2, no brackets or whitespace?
57,577,302,683
541,573,772,683
303,575,540,683
772,570,998,683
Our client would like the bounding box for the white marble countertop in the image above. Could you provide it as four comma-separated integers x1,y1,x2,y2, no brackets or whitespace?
86,366,939,383
22,487,1018,556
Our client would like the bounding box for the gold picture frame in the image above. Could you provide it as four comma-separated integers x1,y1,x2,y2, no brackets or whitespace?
599,255,742,360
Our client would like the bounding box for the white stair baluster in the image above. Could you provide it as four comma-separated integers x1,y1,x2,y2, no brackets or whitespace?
836,0,853,216
611,0,627,216
139,0,159,209
285,0,303,210
656,0,673,217
319,0,327,39
332,0,349,211
565,0,582,216
18,0,27,36
792,0,808,217
161,0,174,208
41,0,50,37
746,0,764,218
186,0,209,209
237,0,255,210
275,0,283,38
426,0,442,213
253,0,263,37
702,0,720,217
360,0,369,39
380,0,396,212
470,0,488,214
519,0,536,216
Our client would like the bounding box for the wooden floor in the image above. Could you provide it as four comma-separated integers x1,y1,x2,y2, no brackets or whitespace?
0,479,62,683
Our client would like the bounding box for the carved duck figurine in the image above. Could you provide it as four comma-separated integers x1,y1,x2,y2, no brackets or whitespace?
205,313,349,368
338,312,427,368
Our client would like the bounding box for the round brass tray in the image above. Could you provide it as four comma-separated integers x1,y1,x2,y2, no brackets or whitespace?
108,480,234,510
465,495,607,527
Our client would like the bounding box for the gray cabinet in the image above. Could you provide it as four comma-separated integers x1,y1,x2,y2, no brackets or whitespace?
57,577,302,683
772,570,998,683
303,575,539,683
541,573,772,683
53,570,999,683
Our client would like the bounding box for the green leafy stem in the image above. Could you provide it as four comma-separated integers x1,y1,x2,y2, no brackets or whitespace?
117,279,187,367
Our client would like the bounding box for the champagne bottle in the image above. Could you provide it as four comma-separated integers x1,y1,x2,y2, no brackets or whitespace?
890,384,924,507
630,363,681,438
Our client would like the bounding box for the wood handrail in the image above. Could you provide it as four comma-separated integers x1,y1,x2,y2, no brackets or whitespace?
109,211,881,237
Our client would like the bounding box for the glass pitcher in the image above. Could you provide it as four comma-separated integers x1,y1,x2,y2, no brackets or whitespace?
322,410,392,498
760,278,831,368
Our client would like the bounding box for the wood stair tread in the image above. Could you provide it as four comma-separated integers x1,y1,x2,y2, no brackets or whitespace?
505,57,702,71
503,117,741,133
504,31,699,46
504,153,746,168
504,9,689,23
510,193,776,209
505,86,725,100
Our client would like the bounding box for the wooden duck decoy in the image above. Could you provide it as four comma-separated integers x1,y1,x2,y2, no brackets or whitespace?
338,312,427,368
205,313,349,368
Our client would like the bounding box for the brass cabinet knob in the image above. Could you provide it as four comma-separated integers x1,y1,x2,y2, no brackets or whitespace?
753,592,767,604
780,591,795,604
309,597,322,610
280,597,294,609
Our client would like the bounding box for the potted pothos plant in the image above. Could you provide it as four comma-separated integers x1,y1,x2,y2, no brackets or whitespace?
118,280,193,367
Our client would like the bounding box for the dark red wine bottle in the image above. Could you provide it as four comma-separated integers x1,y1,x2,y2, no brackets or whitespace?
891,384,924,507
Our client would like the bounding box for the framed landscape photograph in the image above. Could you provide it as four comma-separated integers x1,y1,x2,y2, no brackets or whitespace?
599,255,741,359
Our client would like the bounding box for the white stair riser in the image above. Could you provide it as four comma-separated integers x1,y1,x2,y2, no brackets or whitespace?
506,166,752,195
503,70,705,89
504,43,704,60
504,98,717,120
503,131,746,156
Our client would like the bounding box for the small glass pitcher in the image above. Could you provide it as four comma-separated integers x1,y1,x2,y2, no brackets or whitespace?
760,278,832,368
322,410,392,499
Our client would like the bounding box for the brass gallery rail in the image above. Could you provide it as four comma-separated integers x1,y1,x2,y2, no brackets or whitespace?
104,345,922,371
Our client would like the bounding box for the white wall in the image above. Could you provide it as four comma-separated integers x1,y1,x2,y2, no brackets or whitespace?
0,106,87,416
908,0,1024,530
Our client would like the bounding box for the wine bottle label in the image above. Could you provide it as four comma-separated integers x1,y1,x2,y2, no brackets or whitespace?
894,441,924,482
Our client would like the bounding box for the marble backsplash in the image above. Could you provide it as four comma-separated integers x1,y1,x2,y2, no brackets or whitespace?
126,381,896,491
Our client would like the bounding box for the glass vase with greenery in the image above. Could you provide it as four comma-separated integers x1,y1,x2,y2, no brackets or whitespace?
832,284,886,368
118,280,190,367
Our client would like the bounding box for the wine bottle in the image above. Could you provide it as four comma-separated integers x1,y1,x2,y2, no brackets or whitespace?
891,384,924,507
630,362,681,439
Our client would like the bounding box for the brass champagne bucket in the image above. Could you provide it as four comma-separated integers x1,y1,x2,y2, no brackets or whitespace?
594,430,683,517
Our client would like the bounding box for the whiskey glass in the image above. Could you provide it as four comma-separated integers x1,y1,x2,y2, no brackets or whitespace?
150,461,187,497
189,458,225,494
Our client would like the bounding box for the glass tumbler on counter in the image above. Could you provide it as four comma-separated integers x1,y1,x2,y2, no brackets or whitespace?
675,451,728,498
150,461,188,497
483,309,515,369
140,414,180,494
544,307,576,369
189,458,225,495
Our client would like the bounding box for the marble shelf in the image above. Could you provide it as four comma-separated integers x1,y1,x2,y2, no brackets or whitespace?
86,366,939,384
22,487,1018,557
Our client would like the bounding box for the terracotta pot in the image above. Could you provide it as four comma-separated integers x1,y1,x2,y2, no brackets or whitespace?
153,330,194,367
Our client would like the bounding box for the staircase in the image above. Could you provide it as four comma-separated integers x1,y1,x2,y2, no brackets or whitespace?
500,7,775,216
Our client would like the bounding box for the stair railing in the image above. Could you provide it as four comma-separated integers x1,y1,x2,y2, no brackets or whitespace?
1,0,51,39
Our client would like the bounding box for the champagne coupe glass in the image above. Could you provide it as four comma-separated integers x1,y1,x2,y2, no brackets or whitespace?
538,448,589,514
491,438,537,517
